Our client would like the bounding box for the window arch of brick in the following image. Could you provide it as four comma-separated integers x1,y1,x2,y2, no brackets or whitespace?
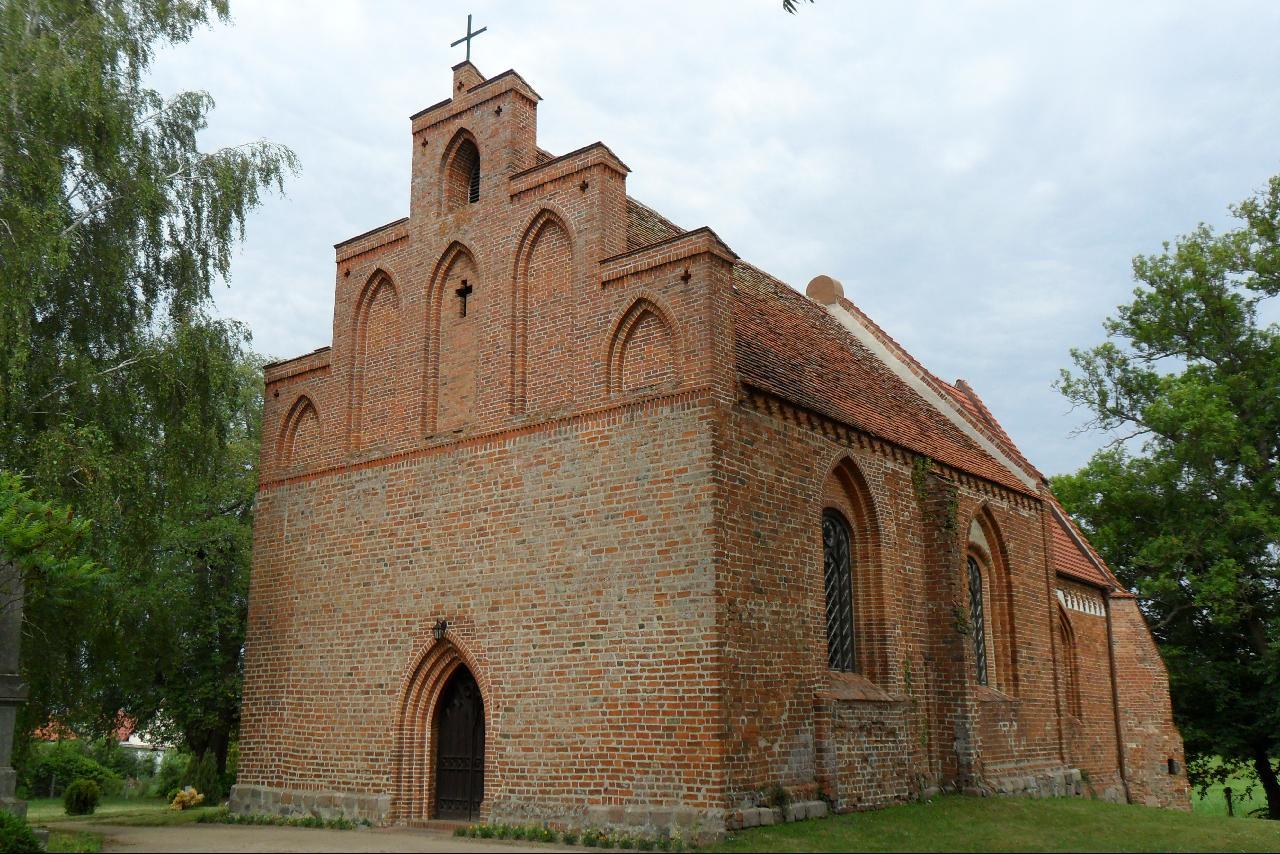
510,208,576,414
441,129,481,211
278,394,321,468
1058,604,1083,718
966,506,1019,695
347,269,401,451
390,628,490,823
604,295,680,396
424,241,482,434
818,456,886,680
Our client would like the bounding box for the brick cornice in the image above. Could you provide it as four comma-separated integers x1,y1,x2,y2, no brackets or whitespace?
264,347,331,385
334,217,409,262
599,227,738,285
410,69,541,132
508,142,629,199
739,384,1041,509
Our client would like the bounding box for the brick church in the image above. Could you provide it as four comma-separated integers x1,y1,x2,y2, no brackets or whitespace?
231,60,1190,834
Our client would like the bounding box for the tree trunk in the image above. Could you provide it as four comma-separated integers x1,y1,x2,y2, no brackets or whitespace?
1254,746,1280,820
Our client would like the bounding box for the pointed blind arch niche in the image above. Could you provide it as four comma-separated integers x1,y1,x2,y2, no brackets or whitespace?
349,270,405,451
513,210,575,414
429,243,482,434
279,395,322,468
606,297,678,396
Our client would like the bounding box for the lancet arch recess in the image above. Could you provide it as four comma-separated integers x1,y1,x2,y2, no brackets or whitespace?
510,208,576,413
348,269,402,451
605,295,680,396
966,505,1019,695
441,129,481,211
818,456,886,680
425,242,483,434
278,394,321,468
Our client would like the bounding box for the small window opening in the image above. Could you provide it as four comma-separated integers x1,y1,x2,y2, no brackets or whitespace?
468,156,480,203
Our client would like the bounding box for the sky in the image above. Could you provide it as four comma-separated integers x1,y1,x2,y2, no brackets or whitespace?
147,0,1280,477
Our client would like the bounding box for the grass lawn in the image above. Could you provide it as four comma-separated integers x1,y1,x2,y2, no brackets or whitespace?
27,795,220,827
1190,762,1268,819
46,829,103,853
708,795,1280,853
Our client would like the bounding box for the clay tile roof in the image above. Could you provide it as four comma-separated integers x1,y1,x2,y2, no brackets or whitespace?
1047,499,1123,589
731,263,1031,494
625,197,684,252
535,147,555,165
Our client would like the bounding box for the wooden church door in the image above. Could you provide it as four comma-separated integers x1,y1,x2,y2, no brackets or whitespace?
433,666,485,819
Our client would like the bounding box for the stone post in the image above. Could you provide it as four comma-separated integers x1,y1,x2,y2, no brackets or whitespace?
0,561,28,818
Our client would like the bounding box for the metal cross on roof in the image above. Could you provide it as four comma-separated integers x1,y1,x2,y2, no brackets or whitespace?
450,14,487,63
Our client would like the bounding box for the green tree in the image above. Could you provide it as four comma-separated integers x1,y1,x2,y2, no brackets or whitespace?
0,1,293,776
1055,175,1280,818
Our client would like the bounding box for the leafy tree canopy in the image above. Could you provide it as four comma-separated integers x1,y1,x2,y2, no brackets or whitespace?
0,0,294,774
1055,175,1280,818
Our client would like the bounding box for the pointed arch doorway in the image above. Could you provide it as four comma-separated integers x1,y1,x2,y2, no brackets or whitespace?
392,638,488,824
433,665,485,819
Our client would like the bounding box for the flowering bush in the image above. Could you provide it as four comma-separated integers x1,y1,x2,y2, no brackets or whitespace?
170,785,205,810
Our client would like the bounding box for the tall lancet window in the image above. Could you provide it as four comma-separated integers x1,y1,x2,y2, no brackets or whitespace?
822,509,856,672
968,555,989,685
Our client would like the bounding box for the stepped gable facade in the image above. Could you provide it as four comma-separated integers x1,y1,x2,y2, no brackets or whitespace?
232,62,1190,834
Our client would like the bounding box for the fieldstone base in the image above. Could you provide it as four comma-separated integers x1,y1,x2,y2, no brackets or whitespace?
984,766,1085,799
228,784,389,824
484,800,729,844
726,800,828,830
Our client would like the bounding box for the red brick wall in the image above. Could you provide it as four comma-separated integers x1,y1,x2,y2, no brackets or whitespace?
1054,581,1126,800
1110,596,1191,808
240,396,726,824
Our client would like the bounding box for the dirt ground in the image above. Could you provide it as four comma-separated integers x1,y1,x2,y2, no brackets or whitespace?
53,822,573,853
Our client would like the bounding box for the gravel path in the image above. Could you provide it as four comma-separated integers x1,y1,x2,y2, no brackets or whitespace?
52,822,572,853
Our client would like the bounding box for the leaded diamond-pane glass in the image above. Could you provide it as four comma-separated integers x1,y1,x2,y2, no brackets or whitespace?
822,509,856,672
968,556,989,685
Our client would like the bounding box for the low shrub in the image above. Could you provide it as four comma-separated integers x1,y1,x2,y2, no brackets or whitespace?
561,830,579,845
150,751,190,799
63,778,102,815
22,740,122,797
0,810,42,854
